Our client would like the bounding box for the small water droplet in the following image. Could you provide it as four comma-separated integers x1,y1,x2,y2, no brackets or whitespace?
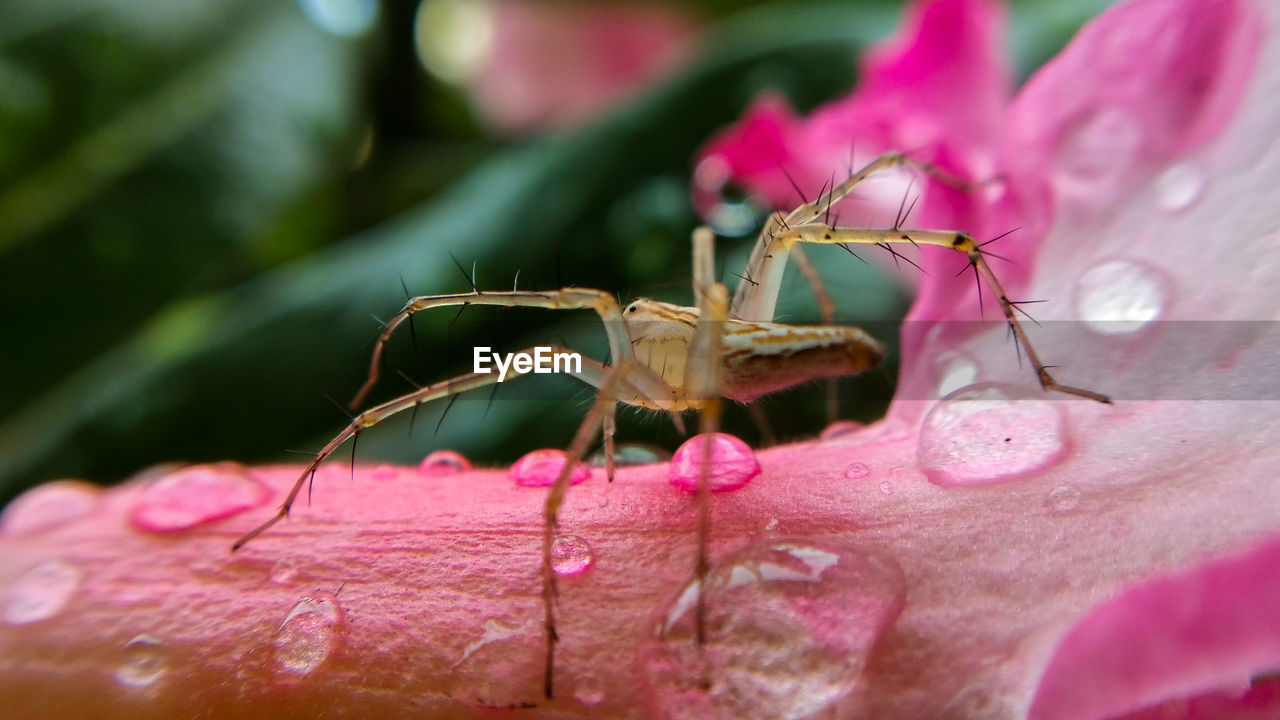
919,384,1067,487
0,480,100,535
589,442,671,467
878,481,894,495
269,557,304,584
551,535,594,576
370,464,398,481
1055,108,1141,198
668,433,761,494
936,352,978,397
129,463,269,532
1155,162,1205,212
418,449,472,476
274,594,343,678
643,539,906,720
3,560,82,625
115,634,168,688
843,462,870,480
508,449,592,488
819,420,863,441
1075,259,1168,335
1045,485,1081,515
574,672,605,705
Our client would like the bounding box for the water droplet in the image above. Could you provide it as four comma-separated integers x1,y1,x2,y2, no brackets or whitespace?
1155,162,1205,212
843,462,870,480
418,449,471,476
919,384,1067,487
508,449,592,488
763,518,779,532
297,0,379,38
878,481,894,495
0,480,100,535
551,535,594,576
115,634,168,688
370,464,398,481
589,442,671,467
1075,259,1168,334
274,594,343,678
819,420,863,441
574,672,605,706
3,560,82,625
452,618,541,705
1045,485,1081,515
1055,108,1141,198
129,463,269,532
693,155,761,237
643,539,906,719
668,433,761,494
936,352,978,397
269,557,303,584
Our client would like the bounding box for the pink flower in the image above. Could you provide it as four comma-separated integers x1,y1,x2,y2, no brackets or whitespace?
1,0,1277,717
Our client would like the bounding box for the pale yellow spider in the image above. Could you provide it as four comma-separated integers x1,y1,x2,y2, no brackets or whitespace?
232,151,1110,698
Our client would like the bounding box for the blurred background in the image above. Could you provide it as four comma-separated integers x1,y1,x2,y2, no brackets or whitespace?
0,0,1110,505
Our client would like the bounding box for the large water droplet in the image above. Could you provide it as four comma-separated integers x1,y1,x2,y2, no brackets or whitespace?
115,634,168,688
1155,161,1205,212
3,560,82,625
643,539,906,719
129,463,269,532
274,594,343,678
919,384,1067,487
589,442,671,467
508,449,592,488
819,420,863,441
693,155,759,237
453,618,541,705
0,480,100,535
418,449,471,476
1075,259,1168,335
668,433,760,494
1054,108,1141,198
551,535,595,576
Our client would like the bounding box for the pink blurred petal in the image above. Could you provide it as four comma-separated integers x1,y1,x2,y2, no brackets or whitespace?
468,0,700,135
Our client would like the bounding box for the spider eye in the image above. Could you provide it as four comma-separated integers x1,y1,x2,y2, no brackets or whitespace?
627,305,638,313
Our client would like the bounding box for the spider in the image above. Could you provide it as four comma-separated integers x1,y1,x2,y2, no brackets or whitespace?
231,151,1111,699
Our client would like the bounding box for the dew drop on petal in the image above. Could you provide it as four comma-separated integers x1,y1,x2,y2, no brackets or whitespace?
1075,259,1168,335
642,539,906,720
509,449,592,488
269,556,303,585
1045,485,1081,515
453,618,541,705
1155,161,1205,212
589,442,671,467
1054,107,1141,199
551,535,594,576
819,420,863,441
574,672,606,706
918,384,1068,487
274,593,343,678
0,480,100,535
668,433,760,494
843,462,870,480
129,463,269,532
115,634,168,688
692,155,759,237
418,449,472,476
878,481,894,495
370,464,398,481
3,560,82,625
